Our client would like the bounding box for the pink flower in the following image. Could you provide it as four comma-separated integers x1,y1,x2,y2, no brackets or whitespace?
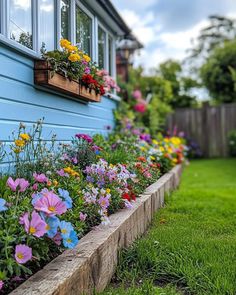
32,183,38,191
15,244,32,264
134,103,146,113
79,212,87,221
7,177,29,192
34,191,67,216
132,90,142,100
33,172,48,183
19,211,47,237
0,280,3,290
57,169,68,177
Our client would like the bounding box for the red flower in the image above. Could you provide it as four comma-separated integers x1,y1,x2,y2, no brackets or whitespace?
122,193,131,201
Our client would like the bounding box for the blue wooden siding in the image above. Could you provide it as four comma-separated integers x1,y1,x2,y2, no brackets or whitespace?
0,43,118,145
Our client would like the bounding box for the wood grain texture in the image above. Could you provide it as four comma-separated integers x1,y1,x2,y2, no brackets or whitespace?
9,165,183,295
166,103,236,157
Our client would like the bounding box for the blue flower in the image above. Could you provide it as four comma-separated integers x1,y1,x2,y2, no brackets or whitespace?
46,216,60,238
31,192,42,206
63,230,79,249
58,188,73,209
0,198,7,212
59,220,74,238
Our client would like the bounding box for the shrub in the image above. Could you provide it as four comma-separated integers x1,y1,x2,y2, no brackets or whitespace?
228,130,236,157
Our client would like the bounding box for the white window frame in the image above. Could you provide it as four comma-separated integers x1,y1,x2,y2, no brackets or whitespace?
0,0,116,79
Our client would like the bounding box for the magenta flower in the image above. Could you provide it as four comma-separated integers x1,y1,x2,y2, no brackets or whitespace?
7,177,29,192
15,244,32,264
33,172,48,183
132,90,142,100
32,183,38,191
0,280,3,290
34,191,67,216
79,212,87,221
20,211,47,237
75,134,93,143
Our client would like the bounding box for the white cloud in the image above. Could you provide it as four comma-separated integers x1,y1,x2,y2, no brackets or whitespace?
113,0,157,12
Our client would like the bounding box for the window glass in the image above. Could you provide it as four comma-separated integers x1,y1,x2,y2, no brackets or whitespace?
98,26,106,69
108,36,113,75
9,0,33,49
76,6,92,56
61,0,69,39
39,0,55,51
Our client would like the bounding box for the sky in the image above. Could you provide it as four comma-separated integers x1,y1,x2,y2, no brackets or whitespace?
112,0,236,72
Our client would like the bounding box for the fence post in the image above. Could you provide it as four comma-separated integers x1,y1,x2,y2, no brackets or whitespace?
202,102,210,157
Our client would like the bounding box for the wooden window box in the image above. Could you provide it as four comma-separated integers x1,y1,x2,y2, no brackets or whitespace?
34,60,101,103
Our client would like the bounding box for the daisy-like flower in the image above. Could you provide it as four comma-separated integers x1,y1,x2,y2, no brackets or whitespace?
15,244,32,264
34,191,67,216
98,195,110,210
60,221,74,238
62,230,79,249
19,211,47,238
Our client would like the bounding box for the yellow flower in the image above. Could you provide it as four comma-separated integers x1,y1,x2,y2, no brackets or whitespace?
159,147,165,152
13,148,21,154
64,167,72,174
68,53,81,62
67,45,78,53
170,137,181,146
172,158,177,164
106,188,111,194
168,147,173,154
15,139,25,147
164,138,170,143
83,54,91,62
53,180,58,187
60,39,71,48
20,133,30,141
152,139,158,145
150,156,155,161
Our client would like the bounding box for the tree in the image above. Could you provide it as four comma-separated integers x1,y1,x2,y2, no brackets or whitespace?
200,40,236,103
158,60,199,108
187,15,236,61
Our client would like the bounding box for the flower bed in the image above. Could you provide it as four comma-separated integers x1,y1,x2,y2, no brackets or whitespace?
0,120,186,294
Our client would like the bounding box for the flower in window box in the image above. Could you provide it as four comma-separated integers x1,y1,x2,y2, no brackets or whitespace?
68,53,81,62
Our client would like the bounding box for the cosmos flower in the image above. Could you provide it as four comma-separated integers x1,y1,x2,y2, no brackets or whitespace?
34,191,67,216
7,177,29,192
20,211,47,238
15,244,32,264
33,172,48,183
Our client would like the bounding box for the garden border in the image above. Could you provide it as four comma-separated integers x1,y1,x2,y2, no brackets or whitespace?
10,164,183,295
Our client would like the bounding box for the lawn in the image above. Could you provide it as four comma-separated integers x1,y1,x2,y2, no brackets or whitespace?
101,159,236,295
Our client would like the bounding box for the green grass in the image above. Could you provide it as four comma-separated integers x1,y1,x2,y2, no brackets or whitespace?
101,159,236,295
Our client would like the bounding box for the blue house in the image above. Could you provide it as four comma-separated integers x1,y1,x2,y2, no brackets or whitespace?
0,0,139,148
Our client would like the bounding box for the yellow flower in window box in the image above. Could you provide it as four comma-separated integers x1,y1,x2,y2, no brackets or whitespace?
15,139,25,147
83,54,91,63
19,133,30,141
68,53,81,62
152,139,158,145
67,45,78,53
60,39,71,48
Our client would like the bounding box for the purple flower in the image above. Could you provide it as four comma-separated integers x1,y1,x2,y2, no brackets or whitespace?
79,212,87,221
57,169,69,177
33,172,48,183
19,211,47,238
98,196,110,210
15,244,32,264
34,191,67,216
84,66,90,74
7,177,29,192
52,232,62,245
75,134,93,143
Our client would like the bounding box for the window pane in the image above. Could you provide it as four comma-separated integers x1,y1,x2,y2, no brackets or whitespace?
108,36,113,75
61,0,69,39
98,26,106,69
39,0,55,51
9,0,33,49
76,6,92,56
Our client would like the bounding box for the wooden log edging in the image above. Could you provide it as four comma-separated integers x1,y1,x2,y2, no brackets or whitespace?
10,164,183,295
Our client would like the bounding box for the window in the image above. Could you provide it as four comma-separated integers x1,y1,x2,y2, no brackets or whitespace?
76,5,92,56
98,26,106,69
61,0,70,39
9,0,33,49
0,0,116,79
39,0,55,51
